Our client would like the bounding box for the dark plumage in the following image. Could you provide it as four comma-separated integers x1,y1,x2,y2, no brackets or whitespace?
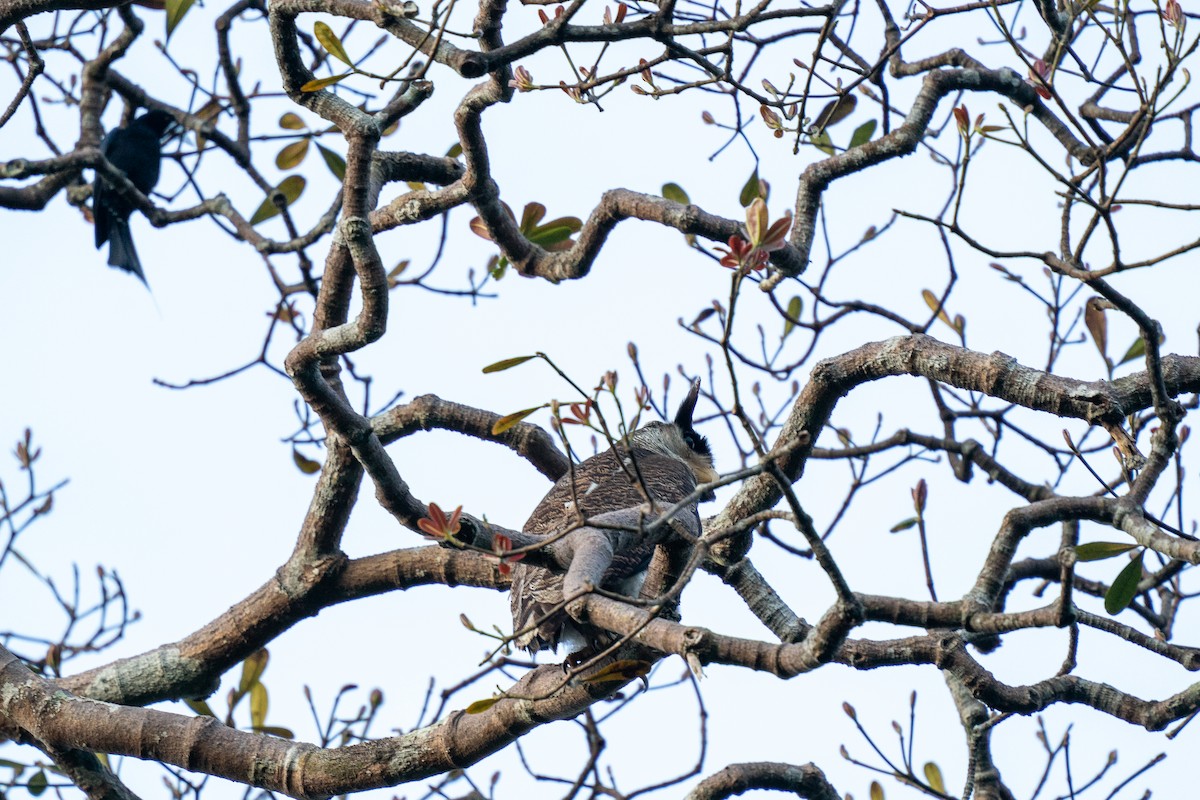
93,110,175,283
510,379,717,655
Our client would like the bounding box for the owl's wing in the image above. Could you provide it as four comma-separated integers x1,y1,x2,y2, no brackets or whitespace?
511,447,700,653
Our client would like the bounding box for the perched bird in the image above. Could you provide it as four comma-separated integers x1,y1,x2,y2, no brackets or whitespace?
93,109,175,283
510,378,717,657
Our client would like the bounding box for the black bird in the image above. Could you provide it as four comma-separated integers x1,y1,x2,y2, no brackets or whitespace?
93,109,175,283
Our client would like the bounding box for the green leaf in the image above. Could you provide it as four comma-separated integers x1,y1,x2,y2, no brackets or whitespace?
739,169,763,207
528,224,578,248
466,697,499,714
1104,550,1144,614
446,142,463,159
239,649,270,694
293,448,321,474
489,255,508,280
782,295,802,339
811,130,834,155
921,289,954,327
662,182,690,205
923,762,945,793
28,770,47,796
314,21,353,66
165,0,197,39
492,406,545,435
250,176,307,225
1074,541,1138,562
1116,330,1166,366
1118,336,1145,365
301,73,350,92
579,659,653,684
889,517,918,532
252,725,295,738
249,682,268,729
316,143,346,180
482,355,535,374
279,113,306,130
537,216,582,234
184,699,216,717
275,139,309,170
870,781,885,800
849,119,877,148
812,94,857,131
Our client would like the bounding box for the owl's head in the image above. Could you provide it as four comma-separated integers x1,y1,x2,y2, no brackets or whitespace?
630,378,718,489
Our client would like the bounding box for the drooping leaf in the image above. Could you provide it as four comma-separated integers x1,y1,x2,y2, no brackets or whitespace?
811,130,834,155
466,697,500,714
300,73,350,92
292,448,321,474
184,699,216,717
1118,337,1145,365
812,94,857,131
165,0,197,39
250,176,307,225
923,762,945,793
314,21,353,66
921,289,954,327
249,682,268,729
890,517,919,532
739,169,763,207
28,770,47,797
252,726,295,738
239,649,269,694
1104,550,1145,614
492,406,544,435
316,143,346,180
580,659,653,684
849,119,877,148
279,113,306,130
783,295,802,339
275,139,309,170
482,355,535,373
870,781,885,800
1084,297,1109,364
1075,541,1138,562
662,183,690,205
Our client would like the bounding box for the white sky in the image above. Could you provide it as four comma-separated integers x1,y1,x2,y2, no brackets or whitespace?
3,1,1200,797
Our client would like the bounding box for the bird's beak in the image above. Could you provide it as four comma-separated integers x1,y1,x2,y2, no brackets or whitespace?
674,377,702,429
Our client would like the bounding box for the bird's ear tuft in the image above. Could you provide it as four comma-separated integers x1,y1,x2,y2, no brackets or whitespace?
674,377,702,429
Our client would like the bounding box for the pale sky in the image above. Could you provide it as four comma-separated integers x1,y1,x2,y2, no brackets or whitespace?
2,2,1199,797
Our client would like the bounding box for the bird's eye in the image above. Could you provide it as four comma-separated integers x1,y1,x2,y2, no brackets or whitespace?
683,434,696,449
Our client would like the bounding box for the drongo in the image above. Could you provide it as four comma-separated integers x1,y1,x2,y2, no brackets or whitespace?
93,109,175,284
